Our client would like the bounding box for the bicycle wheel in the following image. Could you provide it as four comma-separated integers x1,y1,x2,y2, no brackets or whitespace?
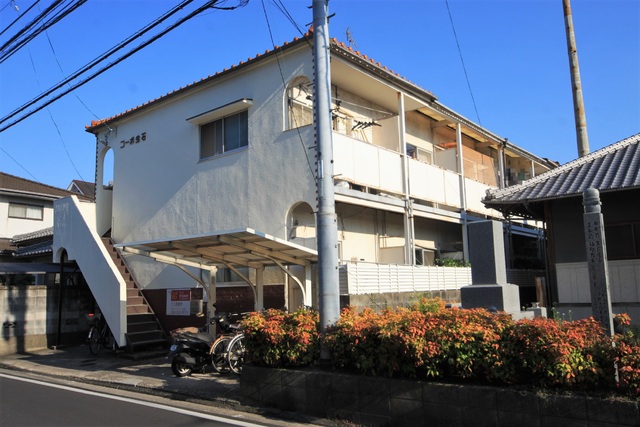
226,334,246,375
210,336,232,374
88,325,102,355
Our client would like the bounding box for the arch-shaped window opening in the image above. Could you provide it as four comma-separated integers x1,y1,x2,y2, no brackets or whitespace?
287,202,316,250
286,76,313,130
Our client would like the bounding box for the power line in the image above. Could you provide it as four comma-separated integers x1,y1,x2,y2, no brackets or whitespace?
0,0,87,64
0,0,196,127
0,0,251,133
27,45,85,181
260,0,316,183
444,0,482,126
0,0,40,38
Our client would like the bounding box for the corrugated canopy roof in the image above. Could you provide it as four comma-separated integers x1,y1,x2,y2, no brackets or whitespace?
483,133,640,219
117,228,317,270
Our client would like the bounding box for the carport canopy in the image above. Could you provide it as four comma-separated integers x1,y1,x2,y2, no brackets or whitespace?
116,228,318,309
117,228,318,269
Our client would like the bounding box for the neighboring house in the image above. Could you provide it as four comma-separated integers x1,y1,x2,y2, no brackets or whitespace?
1,172,86,264
67,180,96,200
0,173,93,354
484,133,640,322
53,31,557,350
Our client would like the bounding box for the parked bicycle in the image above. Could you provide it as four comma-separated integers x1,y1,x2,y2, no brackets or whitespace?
225,332,246,375
168,306,246,376
210,310,245,374
87,313,112,355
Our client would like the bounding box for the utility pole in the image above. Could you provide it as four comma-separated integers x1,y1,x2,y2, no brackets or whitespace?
562,0,590,157
312,0,340,362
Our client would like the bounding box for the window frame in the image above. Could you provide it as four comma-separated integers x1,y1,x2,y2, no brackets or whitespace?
8,203,44,221
199,109,249,160
286,76,313,130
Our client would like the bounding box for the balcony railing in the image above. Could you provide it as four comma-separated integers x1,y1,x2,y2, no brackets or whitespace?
332,132,497,216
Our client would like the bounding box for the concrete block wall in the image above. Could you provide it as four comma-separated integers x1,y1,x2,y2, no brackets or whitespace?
0,284,94,355
240,365,640,427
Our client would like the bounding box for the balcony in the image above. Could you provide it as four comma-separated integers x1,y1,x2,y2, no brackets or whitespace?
332,132,497,217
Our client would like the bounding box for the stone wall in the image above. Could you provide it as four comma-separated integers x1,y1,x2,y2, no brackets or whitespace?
0,283,94,355
240,365,639,427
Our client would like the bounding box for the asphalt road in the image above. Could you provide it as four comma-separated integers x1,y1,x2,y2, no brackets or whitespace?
0,373,273,427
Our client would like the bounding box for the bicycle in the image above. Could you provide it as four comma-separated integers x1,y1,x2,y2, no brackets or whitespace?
225,332,246,375
210,334,234,374
87,313,111,355
209,308,248,374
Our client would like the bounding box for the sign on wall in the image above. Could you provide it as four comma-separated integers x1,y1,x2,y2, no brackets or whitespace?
166,288,204,316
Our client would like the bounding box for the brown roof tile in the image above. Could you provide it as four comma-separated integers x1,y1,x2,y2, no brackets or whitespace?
0,172,89,200
86,32,431,132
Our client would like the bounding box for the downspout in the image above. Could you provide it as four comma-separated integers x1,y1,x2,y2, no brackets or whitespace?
498,139,506,189
456,123,470,261
398,92,415,265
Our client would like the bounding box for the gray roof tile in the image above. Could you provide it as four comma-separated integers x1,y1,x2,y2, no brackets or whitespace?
484,133,640,216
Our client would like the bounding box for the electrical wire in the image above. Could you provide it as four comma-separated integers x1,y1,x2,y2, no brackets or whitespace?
26,45,85,180
0,0,87,64
0,0,251,133
0,145,39,181
0,0,196,126
444,0,482,126
0,0,40,38
260,0,316,184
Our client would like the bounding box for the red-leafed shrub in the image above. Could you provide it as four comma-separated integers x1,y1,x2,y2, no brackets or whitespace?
495,317,615,389
241,307,319,367
613,313,640,398
240,298,639,399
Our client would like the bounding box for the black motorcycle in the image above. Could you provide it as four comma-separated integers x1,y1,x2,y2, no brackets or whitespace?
168,309,236,377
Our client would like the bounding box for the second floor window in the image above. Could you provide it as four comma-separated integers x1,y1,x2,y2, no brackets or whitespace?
8,203,43,220
200,110,248,160
287,76,313,130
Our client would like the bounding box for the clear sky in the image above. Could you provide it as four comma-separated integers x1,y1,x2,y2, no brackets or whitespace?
0,0,638,189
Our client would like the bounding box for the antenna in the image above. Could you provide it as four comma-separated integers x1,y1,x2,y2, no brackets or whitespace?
346,27,358,49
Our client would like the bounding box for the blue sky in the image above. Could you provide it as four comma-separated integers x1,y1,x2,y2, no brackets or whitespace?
1,0,638,189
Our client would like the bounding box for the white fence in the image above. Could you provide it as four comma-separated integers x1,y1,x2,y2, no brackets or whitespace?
339,261,472,295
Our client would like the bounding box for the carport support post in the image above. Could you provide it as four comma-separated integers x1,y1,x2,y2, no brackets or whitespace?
313,0,341,363
583,188,614,336
208,267,217,335
256,267,264,311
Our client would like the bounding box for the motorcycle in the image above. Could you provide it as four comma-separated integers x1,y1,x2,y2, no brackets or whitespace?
167,308,236,377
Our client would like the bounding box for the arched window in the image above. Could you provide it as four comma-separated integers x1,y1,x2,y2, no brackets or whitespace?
287,202,316,249
286,76,313,130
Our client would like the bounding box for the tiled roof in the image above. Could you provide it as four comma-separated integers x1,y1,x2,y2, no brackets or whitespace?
11,227,54,244
0,172,87,200
13,239,52,258
483,133,640,217
68,180,96,197
86,31,435,132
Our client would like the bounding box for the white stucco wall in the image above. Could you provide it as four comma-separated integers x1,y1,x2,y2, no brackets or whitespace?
90,47,318,289
0,195,54,238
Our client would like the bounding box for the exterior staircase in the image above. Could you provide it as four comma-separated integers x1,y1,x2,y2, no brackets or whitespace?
101,237,169,354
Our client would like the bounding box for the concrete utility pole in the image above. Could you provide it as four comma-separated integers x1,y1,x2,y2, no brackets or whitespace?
562,0,590,157
312,0,340,360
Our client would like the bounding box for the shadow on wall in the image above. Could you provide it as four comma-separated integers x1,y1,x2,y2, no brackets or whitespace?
0,267,94,356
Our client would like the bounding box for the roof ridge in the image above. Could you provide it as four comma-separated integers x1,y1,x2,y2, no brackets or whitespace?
486,132,640,200
88,31,315,131
0,171,76,195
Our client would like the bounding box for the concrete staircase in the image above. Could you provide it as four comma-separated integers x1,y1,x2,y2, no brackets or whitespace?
101,237,169,354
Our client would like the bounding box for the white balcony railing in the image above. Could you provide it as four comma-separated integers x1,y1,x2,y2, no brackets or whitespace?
333,133,497,216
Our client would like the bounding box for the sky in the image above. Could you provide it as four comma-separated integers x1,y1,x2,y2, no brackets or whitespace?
0,0,638,190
